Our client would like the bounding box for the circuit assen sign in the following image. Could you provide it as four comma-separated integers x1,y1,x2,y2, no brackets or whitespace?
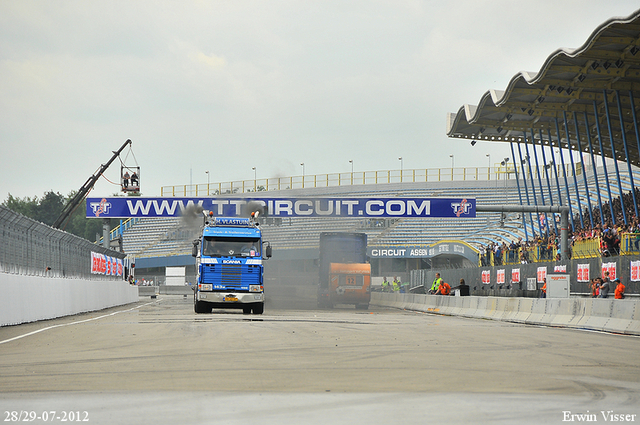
86,197,476,219
368,241,478,263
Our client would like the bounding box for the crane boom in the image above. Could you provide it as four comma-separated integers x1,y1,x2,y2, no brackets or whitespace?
53,139,132,229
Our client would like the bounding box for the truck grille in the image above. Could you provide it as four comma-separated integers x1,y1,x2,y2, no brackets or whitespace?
201,263,260,289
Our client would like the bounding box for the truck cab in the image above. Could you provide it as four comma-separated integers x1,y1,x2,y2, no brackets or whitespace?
193,215,271,314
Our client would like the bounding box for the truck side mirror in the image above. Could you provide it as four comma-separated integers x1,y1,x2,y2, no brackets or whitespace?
265,245,272,258
192,241,199,257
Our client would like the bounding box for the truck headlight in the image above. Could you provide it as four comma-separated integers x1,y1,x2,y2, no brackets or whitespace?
199,284,213,291
249,285,263,292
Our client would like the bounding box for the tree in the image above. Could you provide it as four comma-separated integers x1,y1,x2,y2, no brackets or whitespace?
2,191,115,242
2,191,65,226
35,191,65,225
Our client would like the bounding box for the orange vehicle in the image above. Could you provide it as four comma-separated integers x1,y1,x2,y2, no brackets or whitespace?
329,263,371,309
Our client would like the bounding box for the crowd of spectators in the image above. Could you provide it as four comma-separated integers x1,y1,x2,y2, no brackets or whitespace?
569,187,640,257
479,187,640,264
479,234,558,266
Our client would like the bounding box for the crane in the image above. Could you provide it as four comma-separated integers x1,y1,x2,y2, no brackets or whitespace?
53,139,133,230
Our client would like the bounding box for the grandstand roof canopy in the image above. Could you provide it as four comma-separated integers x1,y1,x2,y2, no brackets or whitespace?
446,9,640,166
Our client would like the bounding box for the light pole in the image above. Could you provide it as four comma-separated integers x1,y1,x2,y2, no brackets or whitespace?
449,154,454,168
349,160,353,185
300,163,305,188
486,154,491,180
398,157,403,182
205,171,210,195
252,167,256,191
500,157,510,180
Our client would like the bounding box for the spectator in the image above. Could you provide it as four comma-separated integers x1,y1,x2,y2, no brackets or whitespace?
429,273,442,294
614,278,625,299
392,277,401,292
381,277,389,292
456,278,470,296
436,280,451,295
599,274,611,298
590,278,599,298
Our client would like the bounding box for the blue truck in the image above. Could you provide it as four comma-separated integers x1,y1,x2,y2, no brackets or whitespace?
192,214,271,314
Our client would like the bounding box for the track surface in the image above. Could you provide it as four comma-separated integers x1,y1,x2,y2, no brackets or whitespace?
0,295,638,424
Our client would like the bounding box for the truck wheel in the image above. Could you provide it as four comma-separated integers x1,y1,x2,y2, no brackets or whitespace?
194,299,208,314
243,306,252,314
252,303,264,314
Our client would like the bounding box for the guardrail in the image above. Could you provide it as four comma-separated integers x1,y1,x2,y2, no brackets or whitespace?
480,233,640,265
160,164,545,196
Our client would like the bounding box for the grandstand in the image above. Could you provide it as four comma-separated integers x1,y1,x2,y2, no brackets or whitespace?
121,163,637,261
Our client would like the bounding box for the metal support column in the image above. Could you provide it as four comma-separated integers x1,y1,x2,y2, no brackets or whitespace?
531,129,550,234
554,117,575,230
524,132,543,235
616,90,638,218
583,111,605,226
539,129,559,235
102,218,110,250
603,89,627,224
573,111,594,229
510,141,528,239
517,140,535,237
630,90,640,179
563,111,585,229
593,100,616,223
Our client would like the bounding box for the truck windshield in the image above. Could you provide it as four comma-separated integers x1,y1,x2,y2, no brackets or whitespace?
202,237,261,257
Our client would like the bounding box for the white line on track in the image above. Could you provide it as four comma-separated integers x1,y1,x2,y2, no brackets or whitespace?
0,300,159,345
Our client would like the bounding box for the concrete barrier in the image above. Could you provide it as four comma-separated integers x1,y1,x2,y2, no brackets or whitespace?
161,285,193,295
0,274,138,327
575,299,612,332
500,298,521,322
371,293,640,336
471,297,489,319
525,299,548,326
511,298,534,324
604,300,637,335
625,300,640,335
138,286,159,297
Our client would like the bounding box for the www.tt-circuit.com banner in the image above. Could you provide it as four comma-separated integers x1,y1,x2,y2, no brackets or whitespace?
86,197,476,219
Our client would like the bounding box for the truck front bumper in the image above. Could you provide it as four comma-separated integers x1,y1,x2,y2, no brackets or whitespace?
197,291,264,304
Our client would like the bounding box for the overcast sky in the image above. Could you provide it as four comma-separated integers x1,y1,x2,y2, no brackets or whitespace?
1,1,638,199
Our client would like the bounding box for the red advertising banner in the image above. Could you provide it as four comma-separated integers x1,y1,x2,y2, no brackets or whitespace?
511,268,520,283
537,266,547,283
576,264,590,282
601,262,616,280
91,252,123,277
497,269,505,284
631,261,640,282
482,270,491,284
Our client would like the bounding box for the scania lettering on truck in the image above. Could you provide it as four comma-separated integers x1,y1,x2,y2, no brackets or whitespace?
192,213,271,314
318,232,370,309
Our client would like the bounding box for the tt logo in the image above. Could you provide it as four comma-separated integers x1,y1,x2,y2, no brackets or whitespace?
451,199,472,217
90,199,112,216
